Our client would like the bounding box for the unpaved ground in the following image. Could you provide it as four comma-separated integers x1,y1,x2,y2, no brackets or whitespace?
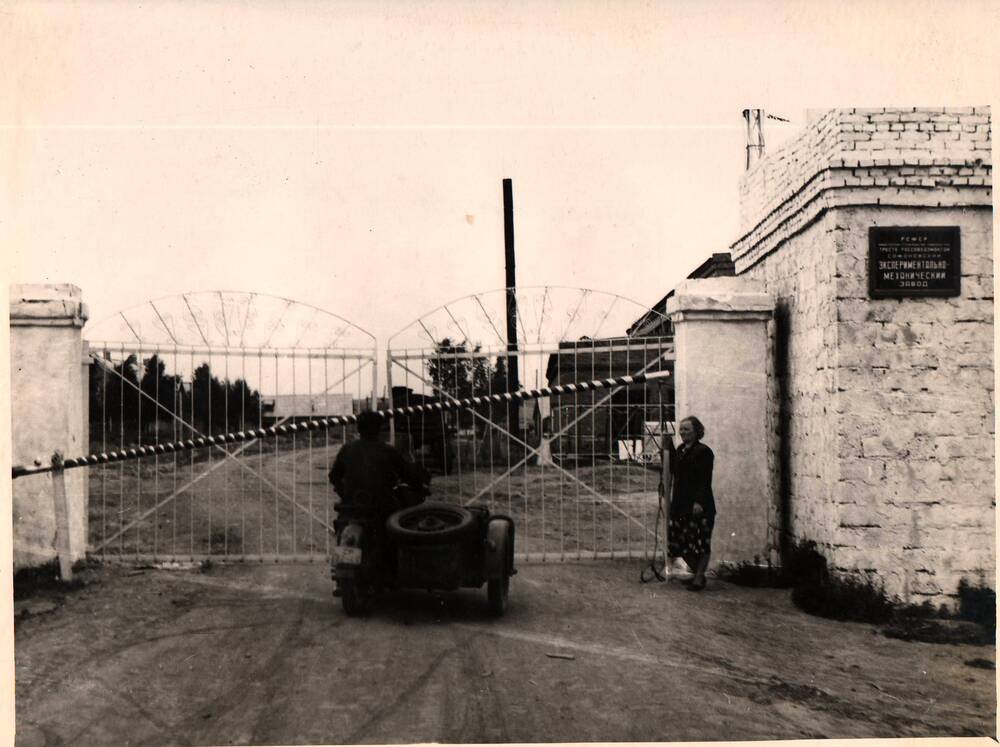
13,562,994,745
88,440,344,558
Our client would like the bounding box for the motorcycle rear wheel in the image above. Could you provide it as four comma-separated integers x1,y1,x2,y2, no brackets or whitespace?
340,578,375,616
487,574,510,617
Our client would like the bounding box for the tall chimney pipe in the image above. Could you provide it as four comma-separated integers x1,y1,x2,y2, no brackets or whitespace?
503,178,520,395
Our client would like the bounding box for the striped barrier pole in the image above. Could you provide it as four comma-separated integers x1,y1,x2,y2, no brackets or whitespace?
11,369,671,479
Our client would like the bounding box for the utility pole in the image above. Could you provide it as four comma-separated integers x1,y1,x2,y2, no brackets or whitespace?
503,178,520,395
743,109,791,170
743,109,765,170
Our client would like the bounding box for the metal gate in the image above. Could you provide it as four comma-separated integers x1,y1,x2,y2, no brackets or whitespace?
84,292,376,562
387,287,674,561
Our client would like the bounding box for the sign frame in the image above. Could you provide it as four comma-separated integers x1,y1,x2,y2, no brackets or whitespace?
868,226,961,299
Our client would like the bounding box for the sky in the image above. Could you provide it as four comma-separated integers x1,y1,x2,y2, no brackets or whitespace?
2,0,998,351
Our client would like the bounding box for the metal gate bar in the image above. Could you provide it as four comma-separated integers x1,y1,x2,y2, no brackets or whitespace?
15,370,671,475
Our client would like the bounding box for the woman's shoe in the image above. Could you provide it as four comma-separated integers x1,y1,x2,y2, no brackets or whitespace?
687,579,706,591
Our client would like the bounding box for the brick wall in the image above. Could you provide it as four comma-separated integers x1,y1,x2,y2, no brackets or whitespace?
745,211,841,559
737,107,991,243
739,109,842,232
832,206,993,601
732,107,994,605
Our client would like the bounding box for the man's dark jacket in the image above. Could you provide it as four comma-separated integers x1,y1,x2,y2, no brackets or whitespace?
669,441,715,517
329,439,424,511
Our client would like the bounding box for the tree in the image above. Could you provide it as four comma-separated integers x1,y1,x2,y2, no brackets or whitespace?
139,355,180,434
89,353,264,448
190,364,262,435
426,338,507,430
88,353,146,446
225,376,263,431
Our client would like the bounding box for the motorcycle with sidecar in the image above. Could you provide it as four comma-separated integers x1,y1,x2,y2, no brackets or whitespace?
331,481,516,617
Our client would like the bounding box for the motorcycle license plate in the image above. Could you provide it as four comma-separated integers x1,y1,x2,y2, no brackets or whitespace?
333,545,363,565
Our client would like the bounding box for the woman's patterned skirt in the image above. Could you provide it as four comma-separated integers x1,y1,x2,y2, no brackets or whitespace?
667,512,715,558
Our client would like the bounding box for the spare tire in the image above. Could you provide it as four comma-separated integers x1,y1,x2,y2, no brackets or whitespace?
386,502,477,546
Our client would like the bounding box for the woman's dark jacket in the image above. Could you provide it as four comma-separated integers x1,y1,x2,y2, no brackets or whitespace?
669,441,715,517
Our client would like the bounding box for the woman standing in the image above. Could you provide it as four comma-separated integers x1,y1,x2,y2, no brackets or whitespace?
663,416,715,591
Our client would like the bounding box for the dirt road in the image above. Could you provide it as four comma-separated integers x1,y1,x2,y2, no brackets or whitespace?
13,562,995,745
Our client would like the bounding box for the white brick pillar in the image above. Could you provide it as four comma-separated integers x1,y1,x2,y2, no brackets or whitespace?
10,284,90,569
667,278,775,567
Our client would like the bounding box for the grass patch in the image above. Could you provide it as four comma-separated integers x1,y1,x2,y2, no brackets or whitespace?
722,541,996,643
208,528,242,554
883,617,993,646
13,560,87,601
965,658,995,670
886,577,996,645
717,556,793,588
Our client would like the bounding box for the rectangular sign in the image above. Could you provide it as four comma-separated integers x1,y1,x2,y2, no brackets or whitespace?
332,545,363,565
868,226,961,298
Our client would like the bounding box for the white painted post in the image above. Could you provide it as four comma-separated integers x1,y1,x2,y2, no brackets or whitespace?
10,284,90,570
667,277,775,568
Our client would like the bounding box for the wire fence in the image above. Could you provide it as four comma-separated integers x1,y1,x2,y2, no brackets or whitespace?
15,367,673,565
387,337,675,560
83,343,376,562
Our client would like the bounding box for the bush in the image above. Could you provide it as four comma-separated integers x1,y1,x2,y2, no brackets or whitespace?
723,540,893,624
883,576,996,645
957,578,996,628
723,540,997,640
791,568,895,624
896,599,943,619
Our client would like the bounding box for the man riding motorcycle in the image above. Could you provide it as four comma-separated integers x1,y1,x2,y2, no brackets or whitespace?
329,411,428,512
329,410,514,617
329,411,429,590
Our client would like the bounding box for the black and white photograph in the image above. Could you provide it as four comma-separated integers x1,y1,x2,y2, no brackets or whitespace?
2,2,997,745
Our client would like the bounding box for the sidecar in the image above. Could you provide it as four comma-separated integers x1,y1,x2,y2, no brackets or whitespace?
385,502,516,617
332,498,516,617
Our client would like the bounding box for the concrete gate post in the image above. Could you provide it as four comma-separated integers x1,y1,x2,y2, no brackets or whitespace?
10,284,90,570
667,277,775,568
